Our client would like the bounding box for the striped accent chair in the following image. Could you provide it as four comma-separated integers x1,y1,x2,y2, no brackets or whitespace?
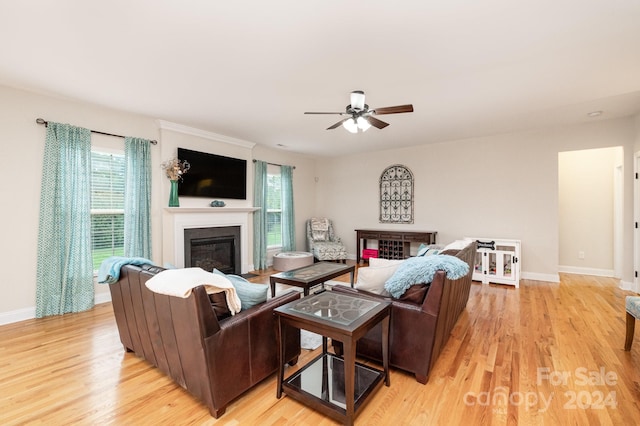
624,296,640,350
306,218,347,263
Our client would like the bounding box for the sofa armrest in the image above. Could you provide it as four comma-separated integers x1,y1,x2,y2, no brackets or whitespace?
331,283,419,307
214,290,302,357
330,284,361,296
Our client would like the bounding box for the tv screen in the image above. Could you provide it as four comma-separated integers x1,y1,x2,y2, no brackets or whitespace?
177,148,247,200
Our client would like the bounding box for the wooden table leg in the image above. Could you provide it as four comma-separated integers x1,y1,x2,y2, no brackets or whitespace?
381,314,390,386
343,339,355,425
625,312,636,351
276,315,285,398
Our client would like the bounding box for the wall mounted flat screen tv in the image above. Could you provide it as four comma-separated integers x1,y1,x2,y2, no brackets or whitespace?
177,148,247,200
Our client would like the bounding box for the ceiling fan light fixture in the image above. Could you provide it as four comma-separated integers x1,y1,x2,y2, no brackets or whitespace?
306,90,413,132
357,116,371,132
350,90,365,111
342,117,358,133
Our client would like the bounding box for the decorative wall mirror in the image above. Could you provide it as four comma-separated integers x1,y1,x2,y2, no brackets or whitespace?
379,164,414,223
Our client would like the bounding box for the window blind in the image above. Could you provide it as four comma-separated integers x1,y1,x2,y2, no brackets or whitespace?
266,170,282,247
91,151,125,270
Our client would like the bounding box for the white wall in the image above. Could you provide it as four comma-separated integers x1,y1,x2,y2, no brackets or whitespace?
2,82,639,322
315,118,638,284
0,85,161,320
0,85,316,323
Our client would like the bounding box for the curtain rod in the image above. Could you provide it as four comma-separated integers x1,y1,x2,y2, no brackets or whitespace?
36,118,158,145
253,159,295,169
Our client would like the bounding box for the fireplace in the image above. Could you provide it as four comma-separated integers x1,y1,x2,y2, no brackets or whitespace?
165,207,258,274
184,226,241,275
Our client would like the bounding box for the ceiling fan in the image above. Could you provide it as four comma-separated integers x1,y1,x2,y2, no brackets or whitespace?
304,90,414,133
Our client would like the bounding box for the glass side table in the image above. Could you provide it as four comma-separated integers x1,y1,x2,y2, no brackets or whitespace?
275,291,391,425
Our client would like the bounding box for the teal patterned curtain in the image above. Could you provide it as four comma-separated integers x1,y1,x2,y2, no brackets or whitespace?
36,122,94,317
124,137,151,258
281,165,296,251
253,160,268,270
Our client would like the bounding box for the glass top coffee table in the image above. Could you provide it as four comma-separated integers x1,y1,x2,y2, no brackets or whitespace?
274,292,391,426
269,262,355,297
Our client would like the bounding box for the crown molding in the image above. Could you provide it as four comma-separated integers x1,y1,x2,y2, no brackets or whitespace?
156,120,256,149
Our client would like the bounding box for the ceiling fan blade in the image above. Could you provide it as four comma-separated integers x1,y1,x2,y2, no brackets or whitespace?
372,104,414,115
366,116,389,129
327,118,348,130
304,111,347,115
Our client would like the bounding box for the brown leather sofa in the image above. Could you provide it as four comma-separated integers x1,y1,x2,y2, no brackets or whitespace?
332,241,477,384
108,264,301,418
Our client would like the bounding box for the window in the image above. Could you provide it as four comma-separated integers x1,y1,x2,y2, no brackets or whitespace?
91,150,125,270
266,166,282,248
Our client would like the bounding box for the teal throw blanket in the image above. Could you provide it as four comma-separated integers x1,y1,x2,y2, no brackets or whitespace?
98,256,155,284
384,255,470,298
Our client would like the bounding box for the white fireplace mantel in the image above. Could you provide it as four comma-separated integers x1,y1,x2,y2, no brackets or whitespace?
164,207,260,214
163,207,260,273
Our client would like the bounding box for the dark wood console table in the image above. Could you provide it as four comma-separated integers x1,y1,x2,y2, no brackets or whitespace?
355,229,438,263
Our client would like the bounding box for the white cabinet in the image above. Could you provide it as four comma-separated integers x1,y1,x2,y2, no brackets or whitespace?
465,238,521,288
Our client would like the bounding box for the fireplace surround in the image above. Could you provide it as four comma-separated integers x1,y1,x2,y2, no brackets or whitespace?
164,207,259,274
184,226,241,274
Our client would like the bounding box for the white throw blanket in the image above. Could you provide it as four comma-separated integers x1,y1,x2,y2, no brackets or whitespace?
145,267,242,315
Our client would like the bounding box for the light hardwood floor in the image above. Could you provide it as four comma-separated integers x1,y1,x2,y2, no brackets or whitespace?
2,267,640,425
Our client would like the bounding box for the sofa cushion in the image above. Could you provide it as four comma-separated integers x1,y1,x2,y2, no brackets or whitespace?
208,292,232,320
213,269,268,310
354,264,398,296
384,255,470,298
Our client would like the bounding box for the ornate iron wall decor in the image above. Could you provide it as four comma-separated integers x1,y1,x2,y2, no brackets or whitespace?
379,164,414,223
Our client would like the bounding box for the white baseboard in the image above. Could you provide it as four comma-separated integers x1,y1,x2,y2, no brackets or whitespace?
619,280,639,293
0,306,36,326
0,293,113,326
95,291,112,304
521,271,560,283
558,265,616,277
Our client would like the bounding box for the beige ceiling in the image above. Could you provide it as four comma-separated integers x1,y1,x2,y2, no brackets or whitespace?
1,1,639,157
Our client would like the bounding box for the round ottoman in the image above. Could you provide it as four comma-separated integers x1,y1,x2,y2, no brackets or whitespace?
272,251,314,271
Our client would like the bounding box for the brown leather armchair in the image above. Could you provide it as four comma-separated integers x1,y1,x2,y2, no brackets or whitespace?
108,264,301,418
332,241,476,384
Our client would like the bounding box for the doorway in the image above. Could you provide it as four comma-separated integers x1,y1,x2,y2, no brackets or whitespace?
558,147,623,277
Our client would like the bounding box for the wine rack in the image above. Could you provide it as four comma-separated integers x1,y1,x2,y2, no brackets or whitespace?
378,240,407,260
355,230,438,262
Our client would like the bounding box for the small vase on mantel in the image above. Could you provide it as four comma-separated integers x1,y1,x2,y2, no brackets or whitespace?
168,180,179,207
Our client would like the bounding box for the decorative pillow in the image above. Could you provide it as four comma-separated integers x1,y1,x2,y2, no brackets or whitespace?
355,264,399,296
417,244,445,256
310,218,330,241
213,269,268,310
384,255,470,298
312,230,328,241
368,257,405,268
208,292,232,320
417,244,429,256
